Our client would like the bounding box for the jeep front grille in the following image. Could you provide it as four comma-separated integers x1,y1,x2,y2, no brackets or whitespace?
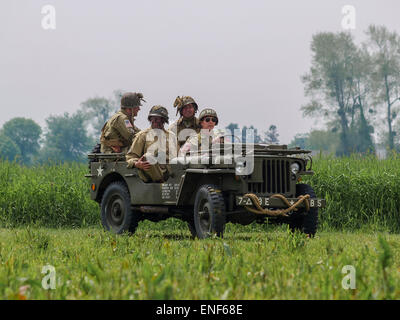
247,159,291,194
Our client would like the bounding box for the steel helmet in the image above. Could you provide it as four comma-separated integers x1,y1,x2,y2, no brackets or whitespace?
173,96,199,115
121,92,146,108
199,108,218,125
148,105,169,123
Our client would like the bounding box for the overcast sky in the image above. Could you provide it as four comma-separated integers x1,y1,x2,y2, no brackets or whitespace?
1,0,399,143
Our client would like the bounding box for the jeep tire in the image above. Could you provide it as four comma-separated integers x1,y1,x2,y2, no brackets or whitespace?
101,182,139,235
193,184,226,239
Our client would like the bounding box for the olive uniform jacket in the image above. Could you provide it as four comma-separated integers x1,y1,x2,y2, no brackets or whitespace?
126,127,178,183
100,109,140,153
168,117,201,148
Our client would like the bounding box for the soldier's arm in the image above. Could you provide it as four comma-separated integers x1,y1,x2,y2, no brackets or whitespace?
113,116,135,144
126,134,145,167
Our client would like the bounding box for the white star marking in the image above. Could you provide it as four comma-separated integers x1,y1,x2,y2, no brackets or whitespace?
289,200,295,205
97,167,104,177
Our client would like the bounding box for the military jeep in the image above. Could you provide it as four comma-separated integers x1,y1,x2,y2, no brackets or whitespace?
86,144,325,238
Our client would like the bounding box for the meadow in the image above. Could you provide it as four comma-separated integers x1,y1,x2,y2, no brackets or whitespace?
0,156,400,300
0,224,399,300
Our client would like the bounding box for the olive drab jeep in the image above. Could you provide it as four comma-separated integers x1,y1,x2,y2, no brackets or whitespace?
86,144,325,238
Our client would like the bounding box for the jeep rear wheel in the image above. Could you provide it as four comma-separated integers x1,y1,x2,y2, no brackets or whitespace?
193,185,226,239
101,182,139,235
289,184,318,237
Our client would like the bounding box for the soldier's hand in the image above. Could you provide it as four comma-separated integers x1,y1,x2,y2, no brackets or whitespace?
111,146,121,153
135,156,151,171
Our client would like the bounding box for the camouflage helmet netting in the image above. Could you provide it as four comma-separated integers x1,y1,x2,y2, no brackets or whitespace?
173,96,198,115
121,92,146,108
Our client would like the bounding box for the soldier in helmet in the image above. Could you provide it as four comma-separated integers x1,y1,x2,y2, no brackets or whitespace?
169,96,201,148
180,108,223,155
126,106,178,183
100,92,145,153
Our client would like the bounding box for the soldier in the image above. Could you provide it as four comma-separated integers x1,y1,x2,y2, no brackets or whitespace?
169,96,201,148
100,92,145,153
180,108,223,155
126,106,177,183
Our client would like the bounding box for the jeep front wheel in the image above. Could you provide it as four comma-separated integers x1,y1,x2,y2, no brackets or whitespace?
101,182,139,235
193,185,226,239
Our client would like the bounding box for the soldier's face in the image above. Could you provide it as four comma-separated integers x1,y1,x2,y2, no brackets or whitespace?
200,117,216,131
150,116,164,129
125,108,133,117
132,106,140,117
181,104,195,119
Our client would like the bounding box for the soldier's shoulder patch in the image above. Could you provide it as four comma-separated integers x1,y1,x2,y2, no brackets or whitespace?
124,120,133,128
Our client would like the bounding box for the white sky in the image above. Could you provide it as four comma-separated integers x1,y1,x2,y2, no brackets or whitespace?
1,0,399,143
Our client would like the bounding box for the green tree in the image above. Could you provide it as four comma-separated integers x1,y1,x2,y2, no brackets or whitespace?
40,111,94,163
1,118,42,164
80,91,121,138
302,32,374,155
364,25,400,151
0,133,21,161
264,125,279,144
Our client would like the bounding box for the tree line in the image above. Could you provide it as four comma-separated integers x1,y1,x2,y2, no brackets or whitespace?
0,103,280,165
1,24,399,163
0,91,123,164
297,25,400,156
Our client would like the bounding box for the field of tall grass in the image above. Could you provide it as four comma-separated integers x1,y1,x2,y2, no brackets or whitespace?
0,161,98,228
0,155,399,232
1,226,399,299
305,154,400,232
1,156,400,300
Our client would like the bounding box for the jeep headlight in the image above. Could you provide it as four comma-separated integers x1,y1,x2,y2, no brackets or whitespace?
235,160,246,175
290,162,300,175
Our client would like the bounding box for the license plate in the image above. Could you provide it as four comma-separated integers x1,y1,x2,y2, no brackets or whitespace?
236,195,325,208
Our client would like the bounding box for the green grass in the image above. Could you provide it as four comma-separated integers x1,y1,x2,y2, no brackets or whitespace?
1,222,399,300
1,156,400,300
1,155,400,231
0,161,98,227
305,154,400,232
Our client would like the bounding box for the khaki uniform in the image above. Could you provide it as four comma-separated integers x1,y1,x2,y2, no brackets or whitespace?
168,117,201,148
126,127,178,183
100,109,140,153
